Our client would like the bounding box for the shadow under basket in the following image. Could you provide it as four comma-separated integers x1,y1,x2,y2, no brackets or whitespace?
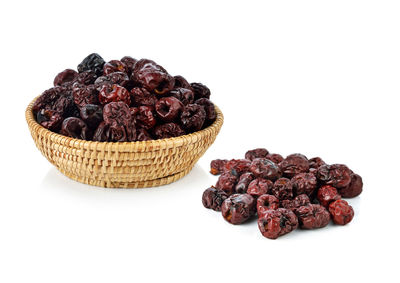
26,98,223,188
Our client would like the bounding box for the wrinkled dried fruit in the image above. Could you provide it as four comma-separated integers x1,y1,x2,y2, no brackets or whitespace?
94,72,130,89
257,194,279,216
93,122,110,142
77,53,105,76
73,84,99,107
250,158,281,180
191,82,211,100
132,106,156,130
60,117,91,140
195,98,216,124
131,87,157,107
210,159,228,175
180,104,206,132
155,96,183,122
215,171,238,195
202,186,228,211
281,194,311,212
295,204,330,229
272,178,293,200
173,75,192,90
258,208,298,239
317,164,352,189
247,178,273,198
329,200,354,225
120,56,137,75
79,104,103,129
224,159,251,175
265,153,284,164
103,60,127,75
235,172,254,194
54,69,78,86
36,109,63,131
170,87,194,105
291,173,317,196
153,122,185,139
245,148,269,161
136,128,153,141
317,185,341,207
99,84,131,105
279,154,309,178
221,194,256,224
339,174,363,198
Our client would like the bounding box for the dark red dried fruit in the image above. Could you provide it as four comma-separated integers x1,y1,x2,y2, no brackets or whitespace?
309,157,325,169
339,174,363,198
72,84,99,107
329,200,354,225
155,96,184,122
153,123,185,139
94,72,130,89
295,204,331,229
103,60,127,75
130,87,157,107
99,84,131,105
136,128,153,141
210,159,228,175
224,159,251,175
93,122,110,142
279,154,309,178
258,208,298,239
173,75,192,90
317,185,341,208
79,104,103,129
317,164,352,189
33,86,72,115
36,109,63,131
60,117,91,140
54,69,78,86
103,101,132,126
221,194,256,225
245,148,269,161
77,53,105,76
132,59,175,95
191,82,211,100
272,178,293,200
215,171,239,195
235,172,254,194
202,186,228,211
291,173,317,196
170,87,194,105
281,194,311,212
257,194,279,216
247,178,273,198
180,104,206,132
250,158,281,180
75,70,98,85
109,124,128,142
265,153,284,164
120,56,137,75
132,106,156,130
194,98,216,124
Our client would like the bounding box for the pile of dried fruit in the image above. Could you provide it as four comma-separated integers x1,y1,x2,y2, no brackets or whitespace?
33,53,216,141
202,148,363,239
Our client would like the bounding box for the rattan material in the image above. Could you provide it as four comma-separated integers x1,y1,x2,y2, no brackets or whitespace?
26,97,223,188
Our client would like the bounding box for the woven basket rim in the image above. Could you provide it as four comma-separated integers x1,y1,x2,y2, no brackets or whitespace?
26,96,224,151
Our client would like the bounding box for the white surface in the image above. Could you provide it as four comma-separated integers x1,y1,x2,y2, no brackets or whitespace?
1,1,399,282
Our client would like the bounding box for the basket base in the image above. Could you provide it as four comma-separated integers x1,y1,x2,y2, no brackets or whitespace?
58,165,195,188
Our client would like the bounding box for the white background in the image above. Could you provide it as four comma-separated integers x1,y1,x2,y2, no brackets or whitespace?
1,1,399,282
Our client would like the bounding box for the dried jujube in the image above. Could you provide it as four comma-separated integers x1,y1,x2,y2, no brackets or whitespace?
60,117,91,140
247,178,273,198
317,164,352,189
180,104,206,132
257,194,279,216
279,154,309,178
54,69,78,86
79,104,103,129
202,186,228,211
235,172,254,194
328,200,354,225
77,53,105,76
245,148,269,161
317,185,341,208
339,174,363,198
215,171,238,195
291,173,317,196
272,178,293,200
221,194,256,225
250,158,281,180
295,204,331,229
210,159,228,175
155,96,183,122
153,123,185,139
258,208,298,239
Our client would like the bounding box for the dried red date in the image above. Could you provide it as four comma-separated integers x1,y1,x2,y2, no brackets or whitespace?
202,186,228,211
258,208,298,239
153,123,185,139
245,148,269,161
279,154,309,178
103,60,127,75
93,122,110,142
250,158,281,180
60,117,91,140
309,157,325,169
235,172,254,194
73,84,99,107
136,128,153,141
291,173,317,196
221,194,256,224
79,104,103,129
265,153,284,164
317,185,341,207
329,200,354,225
272,178,293,200
317,164,352,189
54,69,78,86
77,53,105,76
281,194,311,212
210,159,228,175
120,56,137,75
103,101,132,126
247,178,273,198
295,204,330,229
170,88,194,105
224,159,251,175
194,98,216,124
132,106,156,130
339,173,363,198
191,82,211,100
257,194,279,216
155,97,184,122
130,87,158,107
94,72,129,89
132,59,175,95
36,109,63,131
173,75,192,90
180,104,206,132
215,171,238,195
99,84,131,105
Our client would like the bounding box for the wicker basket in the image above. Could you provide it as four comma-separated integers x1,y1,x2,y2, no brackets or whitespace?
25,97,223,188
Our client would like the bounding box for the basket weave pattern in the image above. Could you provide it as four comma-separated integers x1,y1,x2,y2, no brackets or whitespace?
26,97,223,188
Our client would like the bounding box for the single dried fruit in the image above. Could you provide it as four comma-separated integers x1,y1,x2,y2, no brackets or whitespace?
291,173,317,196
258,208,298,239
79,104,103,129
215,171,238,195
155,96,184,122
99,84,131,105
60,117,91,140
247,178,273,198
170,87,194,105
317,164,352,189
131,87,158,107
191,82,210,100
73,84,99,107
221,194,256,225
153,122,185,139
54,69,78,86
250,158,281,180
339,174,363,198
210,159,228,175
235,172,254,194
180,104,206,132
257,194,279,216
195,98,216,124
77,53,105,76
279,154,309,178
281,194,311,212
272,178,293,200
202,186,228,211
295,204,331,229
265,153,284,164
224,159,251,175
328,200,354,225
317,185,341,207
103,60,127,75
245,148,269,161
